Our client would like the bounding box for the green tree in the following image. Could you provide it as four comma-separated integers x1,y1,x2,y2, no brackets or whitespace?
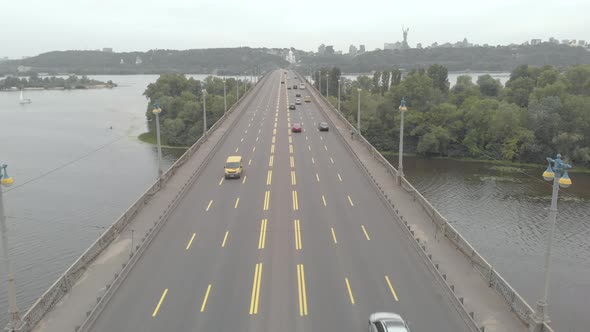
427,64,450,93
477,74,502,97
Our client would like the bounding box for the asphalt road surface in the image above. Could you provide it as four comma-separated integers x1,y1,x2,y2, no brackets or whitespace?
89,70,471,332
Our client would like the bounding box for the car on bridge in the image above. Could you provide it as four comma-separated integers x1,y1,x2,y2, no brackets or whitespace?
369,312,410,332
293,84,298,89
295,93,301,97
287,86,292,90
291,123,302,132
289,103,296,110
318,122,329,131
299,84,305,89
295,98,301,105
224,156,243,179
304,95,311,102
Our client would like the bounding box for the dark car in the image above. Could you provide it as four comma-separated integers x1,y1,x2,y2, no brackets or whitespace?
318,122,329,131
289,103,296,110
293,85,298,89
287,86,292,90
291,123,302,132
295,93,301,97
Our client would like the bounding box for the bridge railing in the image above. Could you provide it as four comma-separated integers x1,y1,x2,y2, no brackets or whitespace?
15,77,262,332
298,72,553,332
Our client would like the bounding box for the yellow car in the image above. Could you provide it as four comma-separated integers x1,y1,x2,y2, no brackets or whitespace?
304,96,311,103
224,156,243,179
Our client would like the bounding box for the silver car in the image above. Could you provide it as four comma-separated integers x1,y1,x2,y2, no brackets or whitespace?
369,312,410,332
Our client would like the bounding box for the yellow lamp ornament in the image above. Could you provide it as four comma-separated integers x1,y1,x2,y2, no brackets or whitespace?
1,164,14,187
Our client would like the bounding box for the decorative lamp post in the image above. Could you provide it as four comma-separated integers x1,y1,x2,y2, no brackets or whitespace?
152,102,163,180
202,89,207,137
397,97,408,184
0,164,21,331
535,154,572,326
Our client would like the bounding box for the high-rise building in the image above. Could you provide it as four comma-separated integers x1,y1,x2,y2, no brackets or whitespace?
348,44,358,55
102,48,113,53
416,43,423,49
317,44,326,55
359,45,366,53
531,39,542,46
548,37,559,44
325,45,335,54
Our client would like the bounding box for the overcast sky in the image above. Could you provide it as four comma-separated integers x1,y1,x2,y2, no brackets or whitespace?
2,0,588,58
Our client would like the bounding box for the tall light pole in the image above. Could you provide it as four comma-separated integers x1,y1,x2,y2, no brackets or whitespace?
534,154,572,327
0,164,21,331
357,88,361,135
152,102,163,180
202,89,207,137
223,77,227,114
337,78,341,112
397,98,408,184
319,72,322,96
326,73,329,99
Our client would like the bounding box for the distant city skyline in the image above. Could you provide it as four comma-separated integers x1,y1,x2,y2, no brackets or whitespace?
1,0,588,58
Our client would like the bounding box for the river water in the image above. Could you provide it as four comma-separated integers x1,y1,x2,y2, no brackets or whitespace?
0,75,588,331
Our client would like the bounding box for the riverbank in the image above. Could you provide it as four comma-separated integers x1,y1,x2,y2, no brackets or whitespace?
380,151,590,173
0,85,115,91
138,132,189,149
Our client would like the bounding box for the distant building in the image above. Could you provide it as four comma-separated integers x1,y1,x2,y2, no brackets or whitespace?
135,56,143,65
531,39,542,45
454,38,472,48
120,59,124,64
579,40,586,47
416,43,423,49
561,39,570,45
102,48,113,53
17,65,31,73
348,44,358,55
548,37,559,44
335,50,343,55
359,45,366,53
325,45,335,54
431,42,438,48
317,44,326,55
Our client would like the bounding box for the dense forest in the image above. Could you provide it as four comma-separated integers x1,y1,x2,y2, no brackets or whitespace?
0,74,115,90
143,74,252,146
311,64,590,168
0,48,287,76
297,44,590,72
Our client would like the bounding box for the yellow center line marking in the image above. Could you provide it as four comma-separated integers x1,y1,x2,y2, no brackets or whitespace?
273,128,276,135
234,197,240,209
235,147,239,153
258,219,267,249
324,145,328,151
219,177,224,186
291,171,297,185
290,156,295,168
185,233,196,250
345,278,355,305
200,284,212,312
289,144,293,154
331,227,338,244
288,129,291,135
269,155,274,167
316,173,320,182
292,190,299,211
322,195,327,207
347,195,354,206
274,123,277,128
338,173,342,182
266,170,273,185
263,190,271,211
242,175,247,184
385,276,399,302
152,288,168,317
361,225,371,240
330,157,334,164
222,230,229,247
294,219,302,250
289,136,292,144
206,200,213,211
297,264,308,316
272,136,276,144
249,263,263,315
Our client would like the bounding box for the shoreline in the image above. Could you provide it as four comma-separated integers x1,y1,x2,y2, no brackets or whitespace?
137,132,189,149
0,85,115,91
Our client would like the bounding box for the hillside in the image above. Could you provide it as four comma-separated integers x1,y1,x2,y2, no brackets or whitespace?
0,48,289,75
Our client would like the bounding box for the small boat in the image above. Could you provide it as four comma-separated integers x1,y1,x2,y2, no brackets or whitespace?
19,90,32,104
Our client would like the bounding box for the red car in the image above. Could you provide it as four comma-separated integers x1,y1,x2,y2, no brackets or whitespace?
291,123,302,132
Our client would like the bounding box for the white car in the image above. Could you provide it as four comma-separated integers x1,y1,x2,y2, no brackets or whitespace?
299,84,305,89
295,98,301,105
369,312,410,332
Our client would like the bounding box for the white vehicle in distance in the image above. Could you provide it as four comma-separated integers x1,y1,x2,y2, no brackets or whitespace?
299,83,305,89
295,98,302,105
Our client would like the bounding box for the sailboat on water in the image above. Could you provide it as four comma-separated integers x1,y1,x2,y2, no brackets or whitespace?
19,89,32,104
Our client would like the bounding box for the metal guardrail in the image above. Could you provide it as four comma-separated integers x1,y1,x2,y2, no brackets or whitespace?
13,76,266,332
298,72,554,332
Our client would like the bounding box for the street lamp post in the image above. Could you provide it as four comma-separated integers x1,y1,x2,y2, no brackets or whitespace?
357,88,361,135
223,77,227,114
533,154,572,328
152,102,163,180
202,89,207,137
337,78,341,112
319,72,322,96
326,73,329,99
0,164,21,331
397,98,408,184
